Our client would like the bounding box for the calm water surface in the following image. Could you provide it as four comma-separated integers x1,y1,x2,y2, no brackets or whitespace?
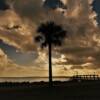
0,77,70,82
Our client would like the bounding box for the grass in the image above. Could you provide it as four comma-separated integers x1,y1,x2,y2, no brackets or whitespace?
0,80,100,100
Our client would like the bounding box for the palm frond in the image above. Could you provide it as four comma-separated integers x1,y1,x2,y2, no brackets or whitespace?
35,21,67,48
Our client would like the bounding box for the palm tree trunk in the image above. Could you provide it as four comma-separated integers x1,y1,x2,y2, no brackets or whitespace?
48,43,53,87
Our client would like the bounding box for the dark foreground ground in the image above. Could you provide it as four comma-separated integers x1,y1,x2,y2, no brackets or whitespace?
0,80,100,100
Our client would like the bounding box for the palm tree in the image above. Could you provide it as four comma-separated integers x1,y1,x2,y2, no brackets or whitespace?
35,21,67,87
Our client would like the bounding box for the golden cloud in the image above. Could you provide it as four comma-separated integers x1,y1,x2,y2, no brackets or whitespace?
0,0,100,76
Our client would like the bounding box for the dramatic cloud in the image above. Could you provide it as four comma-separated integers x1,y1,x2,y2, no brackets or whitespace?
0,0,46,52
0,49,8,67
12,0,45,24
40,0,100,71
0,0,100,76
0,10,37,52
0,49,48,77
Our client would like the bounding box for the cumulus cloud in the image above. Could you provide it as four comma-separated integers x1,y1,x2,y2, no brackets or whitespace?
39,0,100,70
0,0,100,76
12,0,45,24
0,0,46,52
0,48,100,77
0,49,8,67
0,10,37,52
0,49,48,77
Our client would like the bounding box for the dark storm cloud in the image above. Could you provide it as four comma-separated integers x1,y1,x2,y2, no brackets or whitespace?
46,0,100,70
12,0,45,24
58,45,100,69
0,0,100,71
0,0,41,66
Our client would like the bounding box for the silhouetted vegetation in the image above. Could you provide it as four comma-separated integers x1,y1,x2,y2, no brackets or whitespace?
0,79,100,100
35,21,67,87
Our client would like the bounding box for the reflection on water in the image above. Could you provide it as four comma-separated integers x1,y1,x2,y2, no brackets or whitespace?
0,77,69,82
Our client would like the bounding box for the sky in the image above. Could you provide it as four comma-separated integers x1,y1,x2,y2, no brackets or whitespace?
0,0,100,77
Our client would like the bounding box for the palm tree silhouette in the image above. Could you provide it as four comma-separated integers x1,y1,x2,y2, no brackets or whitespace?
35,21,67,87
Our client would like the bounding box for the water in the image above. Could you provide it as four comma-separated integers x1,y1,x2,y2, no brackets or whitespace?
0,77,69,82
